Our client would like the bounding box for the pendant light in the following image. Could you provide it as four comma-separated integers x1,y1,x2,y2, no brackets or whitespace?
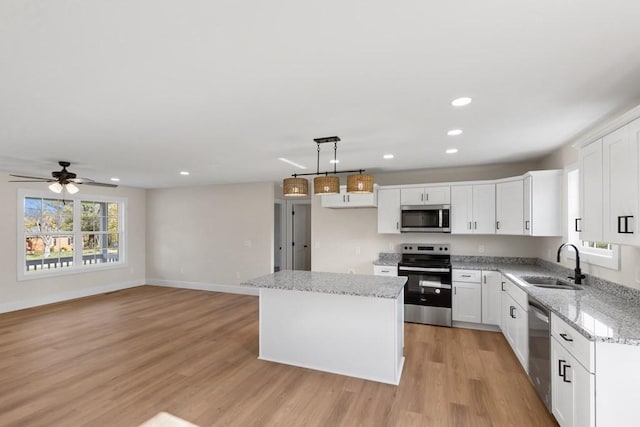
281,136,373,196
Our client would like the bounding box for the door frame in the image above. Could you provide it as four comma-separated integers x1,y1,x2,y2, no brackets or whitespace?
285,199,311,270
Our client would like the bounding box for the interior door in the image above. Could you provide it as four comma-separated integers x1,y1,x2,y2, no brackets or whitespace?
292,204,311,270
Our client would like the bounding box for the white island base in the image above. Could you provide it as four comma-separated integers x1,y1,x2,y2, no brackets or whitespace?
259,288,405,385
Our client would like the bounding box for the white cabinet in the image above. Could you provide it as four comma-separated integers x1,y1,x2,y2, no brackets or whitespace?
496,179,524,235
523,170,562,236
377,188,401,234
551,313,595,427
373,265,397,276
500,276,528,371
450,184,496,234
400,186,450,205
322,185,378,208
602,118,640,245
452,270,482,323
579,139,604,242
481,271,501,326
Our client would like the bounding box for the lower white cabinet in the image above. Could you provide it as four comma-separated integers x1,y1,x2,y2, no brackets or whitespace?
500,276,528,371
551,336,595,427
452,282,481,323
481,271,501,326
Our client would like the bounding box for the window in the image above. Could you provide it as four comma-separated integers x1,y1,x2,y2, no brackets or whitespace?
566,167,619,269
19,191,125,279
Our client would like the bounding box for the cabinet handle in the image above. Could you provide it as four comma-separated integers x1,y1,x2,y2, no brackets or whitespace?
396,221,399,230
558,359,566,377
559,333,573,342
421,193,424,201
562,364,572,383
618,215,634,234
525,220,530,231
509,306,516,318
381,270,389,273
483,275,486,284
342,195,346,202
575,218,582,232
426,193,429,201
461,274,471,278
496,221,500,230
347,195,350,203
501,282,506,291
468,221,472,230
454,286,457,295
474,221,477,229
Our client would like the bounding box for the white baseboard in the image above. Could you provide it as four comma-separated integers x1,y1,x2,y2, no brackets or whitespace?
147,278,259,296
0,280,143,314
452,321,501,332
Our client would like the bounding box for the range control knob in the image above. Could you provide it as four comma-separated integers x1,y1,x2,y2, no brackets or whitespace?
435,289,441,294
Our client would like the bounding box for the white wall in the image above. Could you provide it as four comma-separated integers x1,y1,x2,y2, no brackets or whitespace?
312,161,545,274
0,173,146,312
145,182,274,291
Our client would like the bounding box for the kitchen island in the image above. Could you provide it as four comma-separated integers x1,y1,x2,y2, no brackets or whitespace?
242,270,407,385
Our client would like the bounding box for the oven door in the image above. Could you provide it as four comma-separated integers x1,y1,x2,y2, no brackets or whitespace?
398,266,452,307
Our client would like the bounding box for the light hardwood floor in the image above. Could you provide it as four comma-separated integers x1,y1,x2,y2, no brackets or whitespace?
0,286,557,426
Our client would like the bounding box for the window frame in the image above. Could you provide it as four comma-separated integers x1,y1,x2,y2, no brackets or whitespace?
564,165,620,270
17,189,127,281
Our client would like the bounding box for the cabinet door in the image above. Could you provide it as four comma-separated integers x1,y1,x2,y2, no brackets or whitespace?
425,186,450,204
523,176,532,235
579,140,603,242
552,337,574,427
400,187,425,205
473,184,496,234
513,303,528,372
481,271,501,325
451,186,473,234
603,122,638,245
377,188,401,234
373,265,397,276
345,192,376,207
452,282,481,323
321,193,345,208
501,291,516,348
496,179,524,235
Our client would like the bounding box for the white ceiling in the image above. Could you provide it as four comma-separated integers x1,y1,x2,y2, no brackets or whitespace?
2,0,640,188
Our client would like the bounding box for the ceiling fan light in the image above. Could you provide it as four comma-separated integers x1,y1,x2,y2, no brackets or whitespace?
65,182,79,194
313,176,340,195
283,177,309,197
347,174,374,193
49,182,63,193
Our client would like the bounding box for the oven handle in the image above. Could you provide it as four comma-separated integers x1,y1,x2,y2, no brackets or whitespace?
419,280,452,289
398,266,450,273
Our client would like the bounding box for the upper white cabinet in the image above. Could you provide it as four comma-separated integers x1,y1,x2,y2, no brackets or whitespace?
523,170,563,236
451,184,496,234
496,179,524,235
602,118,640,245
579,140,604,242
377,188,401,234
400,186,450,205
322,185,378,208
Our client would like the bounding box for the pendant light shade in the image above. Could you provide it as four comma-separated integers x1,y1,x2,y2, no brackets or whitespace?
347,173,374,193
283,177,309,197
313,175,340,195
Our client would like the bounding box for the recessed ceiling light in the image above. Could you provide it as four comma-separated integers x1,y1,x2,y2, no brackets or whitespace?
180,171,190,176
278,157,307,169
447,129,463,136
329,159,340,164
451,97,472,107
446,148,459,154
110,177,120,182
383,154,394,159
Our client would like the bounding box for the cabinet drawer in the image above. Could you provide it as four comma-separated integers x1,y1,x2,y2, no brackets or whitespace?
452,269,481,283
373,265,397,276
551,312,594,373
504,277,528,310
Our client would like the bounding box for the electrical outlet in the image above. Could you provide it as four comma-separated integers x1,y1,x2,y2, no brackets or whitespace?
389,243,395,251
478,245,485,253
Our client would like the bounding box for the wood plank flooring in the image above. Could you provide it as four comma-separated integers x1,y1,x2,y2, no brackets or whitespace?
0,286,557,426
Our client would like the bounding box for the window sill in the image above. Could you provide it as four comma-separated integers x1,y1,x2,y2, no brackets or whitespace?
565,249,620,270
17,262,129,282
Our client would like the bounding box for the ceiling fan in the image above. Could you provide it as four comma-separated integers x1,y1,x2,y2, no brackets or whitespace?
9,161,118,194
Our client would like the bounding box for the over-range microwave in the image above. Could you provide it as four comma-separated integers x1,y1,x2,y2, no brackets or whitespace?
400,205,451,233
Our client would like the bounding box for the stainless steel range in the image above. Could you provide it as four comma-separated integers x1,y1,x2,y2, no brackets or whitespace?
398,243,452,327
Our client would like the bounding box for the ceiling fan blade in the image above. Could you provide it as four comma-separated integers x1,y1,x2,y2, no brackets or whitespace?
9,173,52,180
70,177,96,183
80,181,118,188
9,179,55,183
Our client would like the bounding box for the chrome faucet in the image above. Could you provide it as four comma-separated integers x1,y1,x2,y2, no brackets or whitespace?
557,243,586,285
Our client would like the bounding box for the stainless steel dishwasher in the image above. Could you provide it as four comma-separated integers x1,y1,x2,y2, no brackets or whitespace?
528,297,551,412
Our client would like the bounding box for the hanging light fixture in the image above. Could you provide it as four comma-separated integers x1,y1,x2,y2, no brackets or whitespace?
48,181,79,194
282,136,373,196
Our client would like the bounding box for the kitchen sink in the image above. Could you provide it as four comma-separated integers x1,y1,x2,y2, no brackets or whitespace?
519,276,583,290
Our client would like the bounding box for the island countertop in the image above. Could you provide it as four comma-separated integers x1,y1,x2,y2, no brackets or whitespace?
243,270,407,299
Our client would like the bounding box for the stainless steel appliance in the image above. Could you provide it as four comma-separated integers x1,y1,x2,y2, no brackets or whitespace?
400,205,450,233
398,243,452,326
528,297,551,412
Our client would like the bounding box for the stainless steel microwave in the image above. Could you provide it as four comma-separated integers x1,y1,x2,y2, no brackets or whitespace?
400,205,451,233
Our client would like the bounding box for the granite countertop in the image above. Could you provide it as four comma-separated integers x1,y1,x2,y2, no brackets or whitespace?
452,260,640,346
242,270,407,299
